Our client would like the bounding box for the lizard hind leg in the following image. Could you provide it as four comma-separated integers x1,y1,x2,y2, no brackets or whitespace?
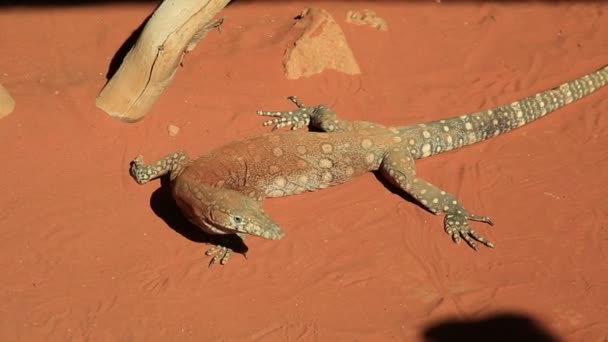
379,148,495,250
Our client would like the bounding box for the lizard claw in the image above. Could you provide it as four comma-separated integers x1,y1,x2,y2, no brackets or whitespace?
205,244,233,266
286,95,305,108
444,212,495,250
129,155,150,184
256,96,318,131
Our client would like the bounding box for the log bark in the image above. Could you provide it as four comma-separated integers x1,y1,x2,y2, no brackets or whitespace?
96,0,230,122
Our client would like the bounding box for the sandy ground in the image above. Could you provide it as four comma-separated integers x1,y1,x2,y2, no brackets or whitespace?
1,1,608,341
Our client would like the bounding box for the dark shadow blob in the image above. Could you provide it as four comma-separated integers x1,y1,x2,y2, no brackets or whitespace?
0,0,155,6
148,174,248,256
423,312,561,342
104,12,154,80
372,171,428,209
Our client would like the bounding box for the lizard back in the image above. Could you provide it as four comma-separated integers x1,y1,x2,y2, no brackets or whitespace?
180,130,400,197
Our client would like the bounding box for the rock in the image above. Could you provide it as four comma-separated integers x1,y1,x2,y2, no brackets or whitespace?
345,9,388,31
283,8,361,79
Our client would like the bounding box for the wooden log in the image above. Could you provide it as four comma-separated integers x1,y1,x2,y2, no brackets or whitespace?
96,0,230,122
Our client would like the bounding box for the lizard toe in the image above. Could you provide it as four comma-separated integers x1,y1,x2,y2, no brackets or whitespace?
445,213,495,250
467,214,494,226
257,97,317,130
206,245,233,267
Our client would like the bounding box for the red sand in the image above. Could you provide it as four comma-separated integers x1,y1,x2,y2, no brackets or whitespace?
1,2,607,341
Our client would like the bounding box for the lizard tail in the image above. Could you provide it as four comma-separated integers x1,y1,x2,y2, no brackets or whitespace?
402,65,608,159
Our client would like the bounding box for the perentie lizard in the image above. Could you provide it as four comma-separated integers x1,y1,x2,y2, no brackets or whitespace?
130,65,608,265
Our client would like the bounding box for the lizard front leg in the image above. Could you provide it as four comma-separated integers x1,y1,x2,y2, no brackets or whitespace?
205,233,247,266
130,151,190,184
257,96,382,133
379,147,495,250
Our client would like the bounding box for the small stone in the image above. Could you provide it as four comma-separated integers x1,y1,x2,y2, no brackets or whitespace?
167,124,180,137
345,9,388,31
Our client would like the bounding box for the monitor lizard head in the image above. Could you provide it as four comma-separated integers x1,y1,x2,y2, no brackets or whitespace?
173,182,285,240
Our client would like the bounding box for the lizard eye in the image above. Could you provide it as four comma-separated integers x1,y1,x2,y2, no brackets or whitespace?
233,216,243,224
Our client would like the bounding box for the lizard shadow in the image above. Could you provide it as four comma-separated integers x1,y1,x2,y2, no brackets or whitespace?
313,124,430,213
148,175,248,255
421,312,560,342
372,172,437,215
146,167,421,254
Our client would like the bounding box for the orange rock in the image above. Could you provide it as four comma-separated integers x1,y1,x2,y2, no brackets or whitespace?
283,8,361,79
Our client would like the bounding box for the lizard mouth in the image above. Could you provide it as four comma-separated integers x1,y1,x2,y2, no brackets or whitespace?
201,220,237,235
198,217,250,236
198,217,283,240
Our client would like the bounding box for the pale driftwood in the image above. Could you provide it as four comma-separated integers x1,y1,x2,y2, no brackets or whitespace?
96,0,231,122
0,83,15,118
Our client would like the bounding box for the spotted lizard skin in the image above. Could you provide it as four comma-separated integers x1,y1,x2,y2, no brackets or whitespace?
131,65,608,265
